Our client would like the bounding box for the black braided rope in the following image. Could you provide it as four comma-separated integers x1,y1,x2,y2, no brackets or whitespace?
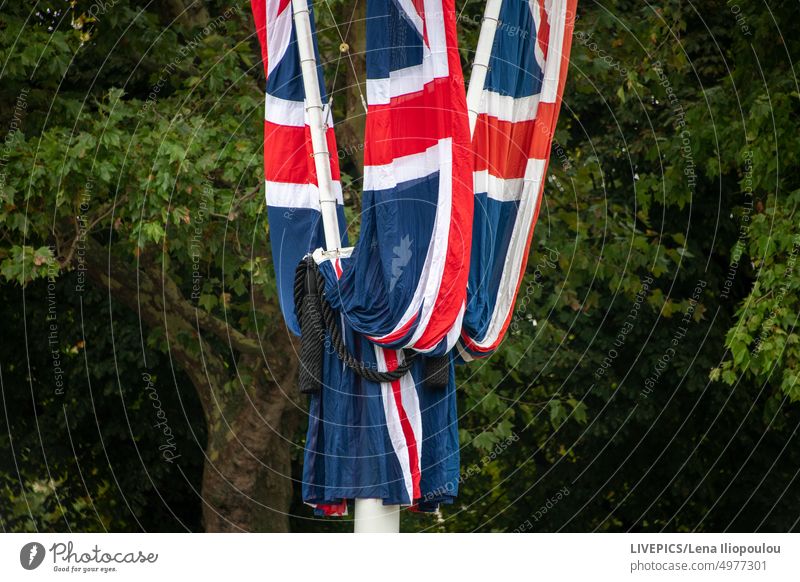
296,263,326,394
424,354,451,389
294,256,415,392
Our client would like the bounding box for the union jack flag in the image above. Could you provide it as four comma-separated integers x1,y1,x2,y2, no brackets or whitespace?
318,0,473,354
460,0,577,359
310,0,472,512
251,0,347,336
250,0,576,513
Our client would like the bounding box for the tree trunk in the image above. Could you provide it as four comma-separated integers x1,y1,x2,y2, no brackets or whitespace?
82,237,298,532
201,354,299,532
336,1,367,178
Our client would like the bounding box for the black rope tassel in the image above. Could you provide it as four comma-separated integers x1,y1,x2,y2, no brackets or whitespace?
423,354,451,389
294,256,416,393
296,258,325,394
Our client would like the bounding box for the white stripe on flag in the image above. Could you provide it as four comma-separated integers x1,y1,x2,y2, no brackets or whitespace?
363,142,442,191
266,0,293,77
474,169,533,203
264,180,344,209
375,347,415,505
265,94,333,128
366,56,445,105
477,91,542,124
541,0,567,103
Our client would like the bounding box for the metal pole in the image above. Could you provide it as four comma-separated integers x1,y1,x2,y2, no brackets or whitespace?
291,0,400,532
466,0,503,136
353,499,400,533
291,0,342,252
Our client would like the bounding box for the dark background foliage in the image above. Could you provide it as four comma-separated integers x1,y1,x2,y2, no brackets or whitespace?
1,0,799,532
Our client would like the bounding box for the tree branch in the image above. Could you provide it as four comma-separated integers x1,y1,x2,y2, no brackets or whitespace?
142,260,264,356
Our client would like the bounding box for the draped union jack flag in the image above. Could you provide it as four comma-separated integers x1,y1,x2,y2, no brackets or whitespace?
318,0,473,354
251,0,347,336
460,0,577,359
251,0,576,512
310,0,471,512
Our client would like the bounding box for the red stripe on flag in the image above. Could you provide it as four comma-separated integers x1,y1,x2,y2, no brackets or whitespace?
384,350,421,501
537,0,551,61
315,500,348,516
264,121,341,183
410,0,429,46
473,116,537,180
364,77,457,166
529,102,558,159
250,0,268,75
367,312,418,345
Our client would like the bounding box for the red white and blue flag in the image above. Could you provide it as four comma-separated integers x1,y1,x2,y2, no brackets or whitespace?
251,0,576,512
460,0,577,359
251,0,347,335
317,0,473,354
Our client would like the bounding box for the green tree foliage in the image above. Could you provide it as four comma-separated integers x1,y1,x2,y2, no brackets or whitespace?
1,0,799,532
0,274,205,531
436,0,800,532
1,0,300,532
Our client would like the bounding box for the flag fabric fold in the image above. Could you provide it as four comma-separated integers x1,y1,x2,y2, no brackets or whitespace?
317,0,473,354
459,0,577,360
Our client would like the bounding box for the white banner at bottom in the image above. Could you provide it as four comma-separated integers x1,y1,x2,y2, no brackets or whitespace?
0,533,796,581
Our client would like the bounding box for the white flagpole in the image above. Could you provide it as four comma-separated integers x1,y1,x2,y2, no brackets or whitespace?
466,0,503,136
291,0,400,533
353,498,400,533
291,0,341,252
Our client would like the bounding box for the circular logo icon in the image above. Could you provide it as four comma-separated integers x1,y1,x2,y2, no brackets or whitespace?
20,542,46,570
